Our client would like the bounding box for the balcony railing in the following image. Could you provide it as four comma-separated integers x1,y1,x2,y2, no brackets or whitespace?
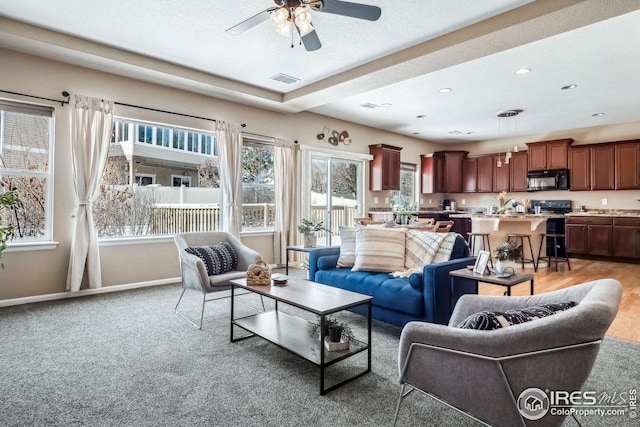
148,203,357,236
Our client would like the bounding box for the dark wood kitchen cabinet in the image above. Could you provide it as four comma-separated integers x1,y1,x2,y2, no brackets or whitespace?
462,157,477,193
476,155,494,193
613,217,640,258
493,155,510,192
615,141,640,190
526,139,573,170
509,151,528,192
420,154,444,193
565,216,612,256
369,144,402,191
569,145,591,191
442,151,468,194
590,144,615,190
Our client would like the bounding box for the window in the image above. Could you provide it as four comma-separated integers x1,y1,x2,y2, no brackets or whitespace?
242,139,274,231
400,162,417,204
135,173,156,186
0,100,54,242
171,175,191,187
94,119,221,238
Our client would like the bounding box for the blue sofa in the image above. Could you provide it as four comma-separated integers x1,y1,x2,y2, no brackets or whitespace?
308,235,477,327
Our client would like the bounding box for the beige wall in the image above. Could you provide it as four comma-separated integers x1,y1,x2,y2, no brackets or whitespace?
1,47,639,301
0,48,433,300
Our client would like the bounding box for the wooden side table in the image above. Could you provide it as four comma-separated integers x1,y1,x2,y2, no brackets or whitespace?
449,268,535,312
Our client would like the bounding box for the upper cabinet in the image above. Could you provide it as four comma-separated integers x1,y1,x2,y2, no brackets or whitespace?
493,155,510,192
569,146,591,191
462,157,478,193
442,151,468,194
369,144,402,191
476,155,494,193
615,141,640,190
526,139,573,171
509,151,528,192
590,144,615,190
420,154,444,194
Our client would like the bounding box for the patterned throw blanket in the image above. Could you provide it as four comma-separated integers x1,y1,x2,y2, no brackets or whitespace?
391,231,458,277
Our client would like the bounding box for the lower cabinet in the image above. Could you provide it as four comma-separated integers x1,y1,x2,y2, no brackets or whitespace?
451,217,471,242
565,216,613,256
566,216,640,259
613,217,640,258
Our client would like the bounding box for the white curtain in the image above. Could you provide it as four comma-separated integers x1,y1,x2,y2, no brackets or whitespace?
217,121,243,236
66,95,114,292
273,138,299,265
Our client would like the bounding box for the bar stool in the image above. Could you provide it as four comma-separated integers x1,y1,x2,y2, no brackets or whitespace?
507,233,537,272
537,233,571,272
467,233,493,267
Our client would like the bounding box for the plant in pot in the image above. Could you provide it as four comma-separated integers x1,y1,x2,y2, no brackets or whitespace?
0,189,20,268
297,219,331,248
494,241,522,276
390,191,417,225
311,315,355,344
495,191,514,214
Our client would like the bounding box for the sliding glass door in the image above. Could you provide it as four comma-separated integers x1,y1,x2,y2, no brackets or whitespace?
309,154,363,246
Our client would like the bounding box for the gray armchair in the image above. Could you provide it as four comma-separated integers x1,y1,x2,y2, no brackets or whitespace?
394,279,622,427
174,231,263,329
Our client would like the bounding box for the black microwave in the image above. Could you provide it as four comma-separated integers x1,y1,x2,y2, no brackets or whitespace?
526,169,569,191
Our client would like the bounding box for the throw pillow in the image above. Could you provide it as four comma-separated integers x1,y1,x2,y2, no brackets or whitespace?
352,227,406,273
457,301,577,330
404,230,446,270
337,227,357,268
184,241,238,276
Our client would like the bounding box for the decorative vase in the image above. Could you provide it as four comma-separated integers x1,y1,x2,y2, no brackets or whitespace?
495,260,518,275
303,234,317,248
397,214,409,225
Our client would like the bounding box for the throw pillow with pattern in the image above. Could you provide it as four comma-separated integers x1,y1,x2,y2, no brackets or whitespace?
185,241,238,276
457,301,578,330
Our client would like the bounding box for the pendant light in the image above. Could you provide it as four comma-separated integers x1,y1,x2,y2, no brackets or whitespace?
496,109,522,167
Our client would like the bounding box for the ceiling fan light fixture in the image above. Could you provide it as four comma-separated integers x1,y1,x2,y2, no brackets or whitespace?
294,6,314,36
270,7,291,36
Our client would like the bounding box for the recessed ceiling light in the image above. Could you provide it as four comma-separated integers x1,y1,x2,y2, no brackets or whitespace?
514,68,531,75
448,130,462,135
359,103,380,109
380,103,392,108
412,132,420,135
561,84,578,90
592,112,605,117
438,88,452,93
416,114,427,119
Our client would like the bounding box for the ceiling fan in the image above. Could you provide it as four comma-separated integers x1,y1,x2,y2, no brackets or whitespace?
226,0,382,51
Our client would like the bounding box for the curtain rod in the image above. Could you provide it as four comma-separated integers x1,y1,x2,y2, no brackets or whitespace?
0,89,69,106
1,89,246,127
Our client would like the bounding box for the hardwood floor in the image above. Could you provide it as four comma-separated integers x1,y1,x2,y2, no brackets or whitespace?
478,258,640,342
284,258,639,343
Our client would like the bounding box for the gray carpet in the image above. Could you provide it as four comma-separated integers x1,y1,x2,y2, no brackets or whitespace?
0,283,638,427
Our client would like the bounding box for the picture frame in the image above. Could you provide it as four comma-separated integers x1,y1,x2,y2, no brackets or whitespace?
473,250,491,275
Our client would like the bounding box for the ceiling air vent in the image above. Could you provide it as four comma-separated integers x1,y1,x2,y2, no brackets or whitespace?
359,103,380,109
270,73,300,84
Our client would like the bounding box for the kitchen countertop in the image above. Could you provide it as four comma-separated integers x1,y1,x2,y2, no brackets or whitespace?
449,213,565,219
565,211,640,217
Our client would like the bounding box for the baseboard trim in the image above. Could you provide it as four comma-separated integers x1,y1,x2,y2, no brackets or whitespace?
0,277,181,308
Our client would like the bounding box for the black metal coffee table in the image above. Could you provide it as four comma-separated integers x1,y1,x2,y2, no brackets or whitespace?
230,277,372,395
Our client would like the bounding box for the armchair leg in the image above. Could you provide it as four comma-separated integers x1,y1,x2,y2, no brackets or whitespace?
175,288,206,330
393,384,413,426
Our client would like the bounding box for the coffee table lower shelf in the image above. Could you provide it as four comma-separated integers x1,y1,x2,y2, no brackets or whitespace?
232,310,370,394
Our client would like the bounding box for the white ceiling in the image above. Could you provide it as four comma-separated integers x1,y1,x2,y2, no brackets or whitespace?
0,0,639,144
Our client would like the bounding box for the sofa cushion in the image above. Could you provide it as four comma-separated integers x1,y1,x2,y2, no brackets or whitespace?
314,267,424,318
337,227,357,267
405,230,446,270
352,227,406,273
185,241,238,276
457,301,578,330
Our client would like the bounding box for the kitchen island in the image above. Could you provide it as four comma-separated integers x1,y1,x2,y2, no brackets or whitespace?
450,213,565,267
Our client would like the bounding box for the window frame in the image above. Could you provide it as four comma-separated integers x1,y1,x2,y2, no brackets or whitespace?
241,137,275,232
0,99,55,245
400,162,418,204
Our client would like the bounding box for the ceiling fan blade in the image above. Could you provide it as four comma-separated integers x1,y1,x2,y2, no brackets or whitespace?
318,0,381,21
299,28,322,51
226,8,275,35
